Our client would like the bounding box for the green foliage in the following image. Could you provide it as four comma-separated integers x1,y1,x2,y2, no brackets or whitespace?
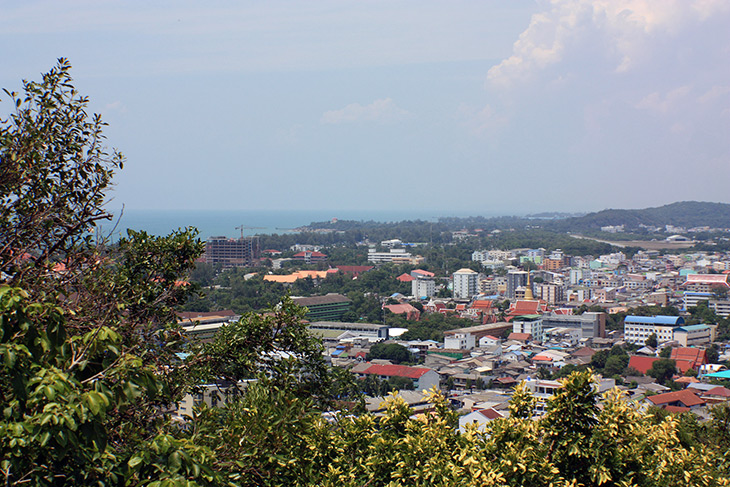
367,342,412,364
192,297,331,403
648,358,677,384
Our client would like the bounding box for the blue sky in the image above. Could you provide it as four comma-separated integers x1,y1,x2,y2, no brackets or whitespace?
2,1,729,215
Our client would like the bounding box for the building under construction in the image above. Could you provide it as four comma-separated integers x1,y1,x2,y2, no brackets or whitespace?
204,236,260,267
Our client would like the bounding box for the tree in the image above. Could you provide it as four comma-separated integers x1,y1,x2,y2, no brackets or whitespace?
645,333,658,348
1,61,214,486
367,342,412,364
648,358,677,384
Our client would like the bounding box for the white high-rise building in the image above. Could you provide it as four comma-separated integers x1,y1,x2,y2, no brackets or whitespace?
453,268,479,300
412,277,435,299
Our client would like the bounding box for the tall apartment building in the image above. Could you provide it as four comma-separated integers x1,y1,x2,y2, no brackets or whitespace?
506,271,528,300
205,236,260,268
453,268,479,300
533,283,564,305
412,276,435,299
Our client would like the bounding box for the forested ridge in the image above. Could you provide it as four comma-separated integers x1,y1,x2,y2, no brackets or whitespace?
2,60,730,486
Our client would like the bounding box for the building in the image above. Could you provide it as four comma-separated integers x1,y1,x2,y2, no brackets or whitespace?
512,315,543,343
412,276,435,299
442,322,513,343
507,271,528,300
292,250,327,263
683,274,730,293
533,283,564,305
367,248,413,264
178,310,240,341
623,315,685,345
541,311,606,339
291,294,351,321
443,333,476,350
673,325,713,347
204,236,260,267
458,408,504,433
354,363,440,391
453,268,479,300
307,321,389,341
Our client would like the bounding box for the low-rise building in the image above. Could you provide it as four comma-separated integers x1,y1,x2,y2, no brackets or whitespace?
623,315,685,345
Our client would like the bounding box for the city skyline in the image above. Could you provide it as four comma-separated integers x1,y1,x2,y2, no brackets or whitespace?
2,1,729,214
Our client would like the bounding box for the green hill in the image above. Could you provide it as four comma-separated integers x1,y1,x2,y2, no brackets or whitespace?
548,201,730,232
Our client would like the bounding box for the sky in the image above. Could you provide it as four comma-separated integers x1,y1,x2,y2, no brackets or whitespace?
2,0,729,215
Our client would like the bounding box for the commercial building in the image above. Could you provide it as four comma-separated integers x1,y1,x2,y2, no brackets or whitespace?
623,315,685,345
412,276,435,299
673,324,713,347
291,294,351,321
204,236,260,267
367,248,413,264
512,315,543,343
307,321,389,341
541,311,606,339
506,271,528,300
453,268,479,300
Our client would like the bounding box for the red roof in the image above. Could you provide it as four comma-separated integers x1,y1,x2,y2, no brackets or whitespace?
293,251,327,258
647,389,705,408
663,406,691,413
572,347,596,358
674,376,700,384
508,332,531,341
411,269,435,277
628,356,659,374
627,356,697,375
397,273,415,282
474,408,504,419
471,300,494,310
361,363,432,379
670,348,707,368
506,300,547,319
705,386,730,397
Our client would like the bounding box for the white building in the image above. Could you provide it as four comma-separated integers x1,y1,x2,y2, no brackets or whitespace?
444,332,476,350
623,315,685,345
512,317,543,343
453,268,479,300
367,248,412,264
412,276,435,299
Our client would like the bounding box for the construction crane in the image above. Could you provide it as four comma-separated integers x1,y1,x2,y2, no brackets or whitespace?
235,225,265,238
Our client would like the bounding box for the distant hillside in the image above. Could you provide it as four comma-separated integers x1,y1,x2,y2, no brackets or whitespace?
549,201,730,231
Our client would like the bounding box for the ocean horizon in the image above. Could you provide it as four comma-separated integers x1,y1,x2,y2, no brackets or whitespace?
98,208,503,241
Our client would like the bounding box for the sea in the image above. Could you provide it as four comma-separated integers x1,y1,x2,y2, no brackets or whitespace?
98,209,483,241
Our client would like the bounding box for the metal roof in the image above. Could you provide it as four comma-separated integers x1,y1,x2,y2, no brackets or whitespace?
624,315,684,325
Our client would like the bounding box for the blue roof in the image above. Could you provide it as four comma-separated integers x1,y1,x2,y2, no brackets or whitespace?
624,315,684,326
684,291,713,296
705,370,730,379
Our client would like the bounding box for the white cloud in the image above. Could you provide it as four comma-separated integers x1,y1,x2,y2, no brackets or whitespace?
636,86,691,114
104,101,127,113
321,98,410,124
487,0,730,87
698,85,730,104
